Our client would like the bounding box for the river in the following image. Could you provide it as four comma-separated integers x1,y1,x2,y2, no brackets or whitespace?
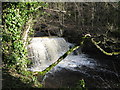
28,37,120,88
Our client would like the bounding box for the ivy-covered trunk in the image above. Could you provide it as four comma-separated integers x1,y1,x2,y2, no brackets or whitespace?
2,2,48,71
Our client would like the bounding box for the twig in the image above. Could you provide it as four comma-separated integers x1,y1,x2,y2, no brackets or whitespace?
35,6,66,14
44,8,66,13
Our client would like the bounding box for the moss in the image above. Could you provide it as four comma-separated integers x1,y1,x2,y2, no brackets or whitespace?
91,38,120,56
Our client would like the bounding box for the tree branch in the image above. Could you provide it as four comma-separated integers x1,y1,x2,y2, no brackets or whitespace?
35,6,66,14
23,18,32,47
36,46,80,75
91,38,120,56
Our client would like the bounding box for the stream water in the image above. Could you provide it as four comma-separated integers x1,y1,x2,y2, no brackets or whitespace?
28,37,120,88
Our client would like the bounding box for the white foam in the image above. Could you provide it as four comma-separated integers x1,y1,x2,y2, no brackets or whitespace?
54,54,97,72
27,37,69,71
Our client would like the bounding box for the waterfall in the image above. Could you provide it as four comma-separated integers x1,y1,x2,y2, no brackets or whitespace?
27,37,69,71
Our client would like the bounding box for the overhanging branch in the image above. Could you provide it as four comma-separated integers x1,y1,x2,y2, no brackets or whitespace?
91,38,120,56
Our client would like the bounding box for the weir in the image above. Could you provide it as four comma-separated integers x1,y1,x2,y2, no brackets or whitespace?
27,37,69,71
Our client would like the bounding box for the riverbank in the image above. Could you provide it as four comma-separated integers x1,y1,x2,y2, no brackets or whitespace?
2,65,42,89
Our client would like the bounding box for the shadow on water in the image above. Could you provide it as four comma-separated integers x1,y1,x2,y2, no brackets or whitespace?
87,53,120,74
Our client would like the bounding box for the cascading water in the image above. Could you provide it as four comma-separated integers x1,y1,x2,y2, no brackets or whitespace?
27,37,69,71
28,37,120,88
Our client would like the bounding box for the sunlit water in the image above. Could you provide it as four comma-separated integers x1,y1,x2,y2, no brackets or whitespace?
28,37,120,88
27,37,69,71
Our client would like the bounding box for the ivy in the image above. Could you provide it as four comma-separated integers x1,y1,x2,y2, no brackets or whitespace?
2,2,48,72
